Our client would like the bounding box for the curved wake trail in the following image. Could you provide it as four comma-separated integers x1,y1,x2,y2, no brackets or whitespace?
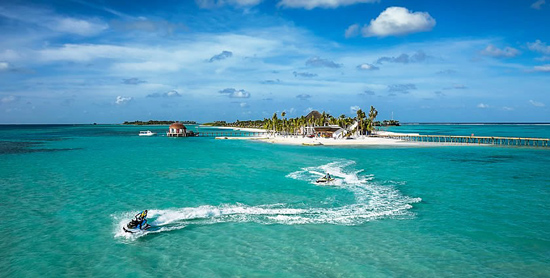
114,160,421,240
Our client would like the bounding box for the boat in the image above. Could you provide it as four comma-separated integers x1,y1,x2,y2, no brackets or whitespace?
316,177,335,183
139,130,156,136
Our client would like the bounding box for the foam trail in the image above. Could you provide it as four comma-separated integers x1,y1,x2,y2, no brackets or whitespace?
115,160,421,240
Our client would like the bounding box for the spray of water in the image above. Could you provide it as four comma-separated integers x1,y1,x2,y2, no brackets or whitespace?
114,160,421,240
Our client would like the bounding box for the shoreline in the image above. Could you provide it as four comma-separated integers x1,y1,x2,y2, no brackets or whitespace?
256,136,423,147
210,126,430,147
209,126,550,147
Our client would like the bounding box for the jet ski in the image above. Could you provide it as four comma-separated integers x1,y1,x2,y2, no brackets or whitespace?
316,176,335,183
123,210,151,233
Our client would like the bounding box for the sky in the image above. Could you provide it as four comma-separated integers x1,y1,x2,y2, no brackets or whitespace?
0,0,549,123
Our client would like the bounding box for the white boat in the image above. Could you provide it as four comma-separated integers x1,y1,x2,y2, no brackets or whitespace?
139,130,156,136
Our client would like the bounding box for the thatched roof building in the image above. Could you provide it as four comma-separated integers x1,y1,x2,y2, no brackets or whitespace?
305,110,322,120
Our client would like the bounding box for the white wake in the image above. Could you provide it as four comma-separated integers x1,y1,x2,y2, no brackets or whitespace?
114,160,421,240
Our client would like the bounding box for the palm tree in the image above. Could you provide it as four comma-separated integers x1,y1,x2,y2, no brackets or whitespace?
356,109,366,135
367,106,378,135
281,111,286,133
272,113,278,133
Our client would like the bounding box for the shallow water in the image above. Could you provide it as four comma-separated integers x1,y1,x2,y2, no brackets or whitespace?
1,124,549,277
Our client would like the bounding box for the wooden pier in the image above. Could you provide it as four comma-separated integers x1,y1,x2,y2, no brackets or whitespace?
374,134,550,147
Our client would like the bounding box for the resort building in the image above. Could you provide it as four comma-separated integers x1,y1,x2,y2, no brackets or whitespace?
301,110,323,135
314,125,346,139
167,122,194,137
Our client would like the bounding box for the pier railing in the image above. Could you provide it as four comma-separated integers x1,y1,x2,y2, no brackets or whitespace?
373,134,550,147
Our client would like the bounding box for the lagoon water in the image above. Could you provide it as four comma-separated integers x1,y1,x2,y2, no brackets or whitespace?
1,124,550,277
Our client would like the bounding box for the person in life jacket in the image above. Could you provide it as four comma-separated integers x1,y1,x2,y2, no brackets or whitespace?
134,210,148,229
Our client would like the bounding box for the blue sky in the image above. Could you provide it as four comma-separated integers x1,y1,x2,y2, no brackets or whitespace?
0,0,549,123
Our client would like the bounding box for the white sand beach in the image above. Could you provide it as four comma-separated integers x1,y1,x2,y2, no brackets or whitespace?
255,135,422,146
213,127,424,147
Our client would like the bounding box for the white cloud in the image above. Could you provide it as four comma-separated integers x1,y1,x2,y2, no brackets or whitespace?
480,44,520,58
38,44,148,62
0,49,21,61
345,24,360,38
529,100,545,107
527,40,550,55
0,5,107,36
53,17,108,36
1,95,19,104
36,32,288,70
362,7,436,37
376,51,428,64
306,57,342,68
165,90,181,97
278,0,378,10
356,63,379,70
350,105,361,112
477,103,489,109
533,65,550,72
531,0,546,9
0,62,10,71
219,88,251,98
147,90,182,98
502,106,514,111
115,96,133,105
240,102,249,108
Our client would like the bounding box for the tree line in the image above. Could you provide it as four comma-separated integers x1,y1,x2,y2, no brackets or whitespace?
205,106,398,135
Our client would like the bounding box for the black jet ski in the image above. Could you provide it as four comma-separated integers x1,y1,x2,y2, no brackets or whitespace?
123,210,151,233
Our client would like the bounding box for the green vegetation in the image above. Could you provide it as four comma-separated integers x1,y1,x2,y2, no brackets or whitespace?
202,120,266,127
379,119,400,126
207,106,390,135
123,120,197,125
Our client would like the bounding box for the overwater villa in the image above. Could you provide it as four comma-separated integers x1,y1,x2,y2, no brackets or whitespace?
167,122,195,137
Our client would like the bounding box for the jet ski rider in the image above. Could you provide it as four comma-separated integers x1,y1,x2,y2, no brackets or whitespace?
325,173,332,180
134,210,148,229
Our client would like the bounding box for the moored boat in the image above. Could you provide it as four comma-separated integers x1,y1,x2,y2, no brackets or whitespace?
139,130,156,136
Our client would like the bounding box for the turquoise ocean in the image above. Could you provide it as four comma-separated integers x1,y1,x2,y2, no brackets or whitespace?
1,124,550,277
